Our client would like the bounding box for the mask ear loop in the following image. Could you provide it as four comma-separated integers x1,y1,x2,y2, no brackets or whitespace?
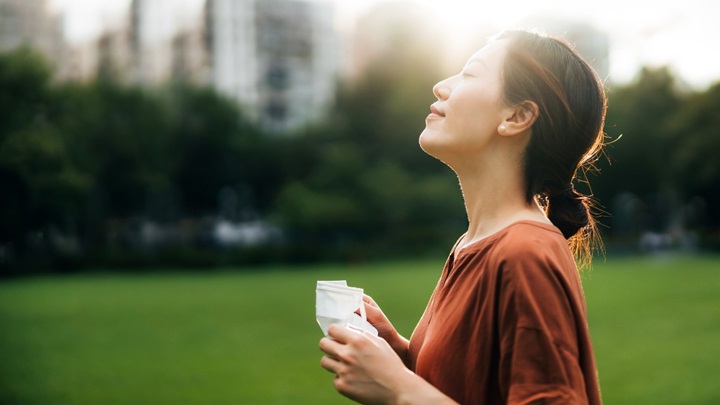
358,294,367,321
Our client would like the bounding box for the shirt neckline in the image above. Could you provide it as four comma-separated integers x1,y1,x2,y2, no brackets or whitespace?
452,219,562,260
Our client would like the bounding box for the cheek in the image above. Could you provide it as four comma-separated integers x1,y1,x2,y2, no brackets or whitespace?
452,95,501,137
418,93,501,158
449,105,488,140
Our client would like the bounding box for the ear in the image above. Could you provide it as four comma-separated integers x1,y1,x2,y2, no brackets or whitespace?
497,101,539,137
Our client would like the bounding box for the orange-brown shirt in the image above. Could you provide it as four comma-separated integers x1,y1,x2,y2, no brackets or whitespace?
408,221,601,404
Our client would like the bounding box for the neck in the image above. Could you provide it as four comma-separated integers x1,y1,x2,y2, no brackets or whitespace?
452,150,549,250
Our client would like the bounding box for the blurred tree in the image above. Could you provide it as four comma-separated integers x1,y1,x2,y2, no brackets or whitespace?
592,67,685,235
598,67,682,197
166,84,249,216
273,139,372,237
667,82,720,228
164,84,314,220
52,83,173,219
0,48,60,265
0,48,53,142
0,125,92,231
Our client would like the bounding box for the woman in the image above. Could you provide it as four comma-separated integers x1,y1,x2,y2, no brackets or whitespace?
319,29,605,404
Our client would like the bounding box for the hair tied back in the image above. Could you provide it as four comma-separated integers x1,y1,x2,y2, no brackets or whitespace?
550,183,576,200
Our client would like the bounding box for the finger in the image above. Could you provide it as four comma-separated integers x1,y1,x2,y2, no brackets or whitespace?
319,336,344,358
364,301,384,318
320,355,342,374
363,294,379,307
339,324,382,349
327,323,359,343
345,323,366,335
356,328,386,347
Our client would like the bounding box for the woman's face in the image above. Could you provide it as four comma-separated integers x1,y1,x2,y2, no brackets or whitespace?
419,39,510,163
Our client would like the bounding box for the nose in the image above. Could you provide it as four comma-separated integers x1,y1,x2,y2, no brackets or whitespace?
432,77,451,101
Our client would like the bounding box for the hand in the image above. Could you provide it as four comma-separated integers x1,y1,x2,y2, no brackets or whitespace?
319,324,412,404
362,295,408,360
319,325,457,405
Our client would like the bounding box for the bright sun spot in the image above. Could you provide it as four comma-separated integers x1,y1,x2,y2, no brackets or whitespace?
381,0,720,88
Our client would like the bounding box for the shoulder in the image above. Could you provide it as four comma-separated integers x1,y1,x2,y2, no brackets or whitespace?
494,221,567,260
490,221,577,282
490,223,586,330
453,220,577,285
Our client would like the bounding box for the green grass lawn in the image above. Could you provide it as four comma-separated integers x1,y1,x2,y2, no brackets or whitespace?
0,255,719,404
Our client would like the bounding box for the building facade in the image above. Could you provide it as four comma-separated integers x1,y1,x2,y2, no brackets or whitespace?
0,0,64,66
204,0,338,132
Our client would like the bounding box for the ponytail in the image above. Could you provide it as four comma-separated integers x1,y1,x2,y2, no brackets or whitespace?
546,186,602,270
547,186,588,239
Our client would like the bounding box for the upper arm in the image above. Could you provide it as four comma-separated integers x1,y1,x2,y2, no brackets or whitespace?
496,250,589,404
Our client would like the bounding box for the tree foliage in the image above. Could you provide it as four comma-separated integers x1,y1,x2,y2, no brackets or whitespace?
598,67,682,197
595,68,720,237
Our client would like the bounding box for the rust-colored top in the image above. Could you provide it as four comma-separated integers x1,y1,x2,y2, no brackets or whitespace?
408,221,601,404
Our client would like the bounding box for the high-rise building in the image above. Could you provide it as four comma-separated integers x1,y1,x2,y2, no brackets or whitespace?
130,0,176,84
171,28,208,84
0,0,64,64
95,29,132,83
79,0,204,85
204,0,339,132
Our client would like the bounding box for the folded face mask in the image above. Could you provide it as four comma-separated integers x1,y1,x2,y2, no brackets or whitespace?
316,280,378,336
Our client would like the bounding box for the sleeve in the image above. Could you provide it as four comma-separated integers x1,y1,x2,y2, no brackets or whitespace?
496,248,590,405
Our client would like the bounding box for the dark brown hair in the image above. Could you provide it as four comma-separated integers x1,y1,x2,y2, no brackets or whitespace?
495,30,607,268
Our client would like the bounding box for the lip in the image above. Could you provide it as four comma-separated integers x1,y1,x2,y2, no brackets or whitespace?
427,104,445,120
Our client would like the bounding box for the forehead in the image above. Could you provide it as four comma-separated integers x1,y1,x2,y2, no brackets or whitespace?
465,39,509,69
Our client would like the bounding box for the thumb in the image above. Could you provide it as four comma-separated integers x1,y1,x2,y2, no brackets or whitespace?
363,294,379,308
363,300,388,323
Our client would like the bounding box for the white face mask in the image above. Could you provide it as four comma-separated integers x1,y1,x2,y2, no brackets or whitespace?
316,280,378,336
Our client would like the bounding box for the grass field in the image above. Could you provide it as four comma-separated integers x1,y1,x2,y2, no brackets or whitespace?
1,254,719,404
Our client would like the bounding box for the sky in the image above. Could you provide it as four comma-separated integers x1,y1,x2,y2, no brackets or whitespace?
48,0,720,89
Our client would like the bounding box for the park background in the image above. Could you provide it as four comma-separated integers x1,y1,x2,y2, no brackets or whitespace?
1,0,720,403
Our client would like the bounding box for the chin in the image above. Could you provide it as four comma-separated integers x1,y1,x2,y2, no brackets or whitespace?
419,130,460,173
419,130,445,160
418,129,435,154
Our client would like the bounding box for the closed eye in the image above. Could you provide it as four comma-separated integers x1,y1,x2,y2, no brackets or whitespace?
462,59,486,77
